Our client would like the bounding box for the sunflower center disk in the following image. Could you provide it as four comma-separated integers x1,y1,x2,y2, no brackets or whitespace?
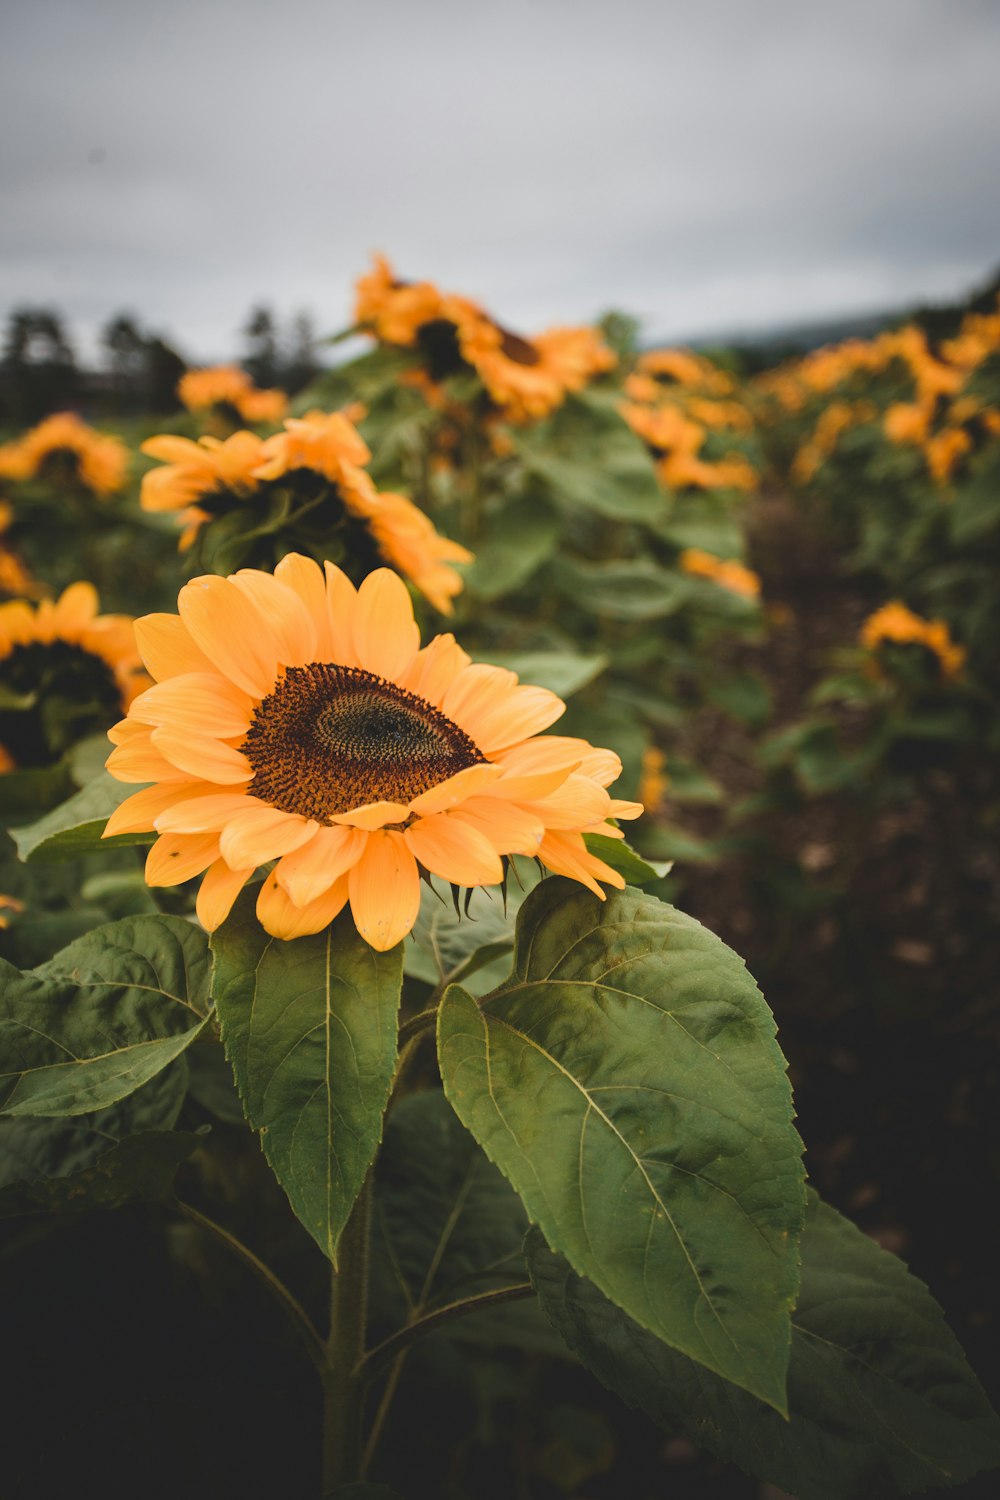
243,662,487,823
498,328,542,366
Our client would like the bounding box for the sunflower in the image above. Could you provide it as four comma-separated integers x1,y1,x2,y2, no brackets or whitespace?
354,255,448,348
141,413,470,613
0,583,148,770
104,557,642,949
459,318,616,422
0,413,128,498
177,367,288,426
860,601,965,679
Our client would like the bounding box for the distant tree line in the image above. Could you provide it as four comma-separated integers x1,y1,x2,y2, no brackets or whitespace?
0,304,323,427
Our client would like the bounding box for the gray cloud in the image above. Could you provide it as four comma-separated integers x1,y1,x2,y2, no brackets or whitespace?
2,0,998,360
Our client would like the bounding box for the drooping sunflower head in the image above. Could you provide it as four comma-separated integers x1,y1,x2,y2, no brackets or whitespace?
0,414,129,499
105,555,642,949
458,318,616,423
140,413,470,612
0,583,148,771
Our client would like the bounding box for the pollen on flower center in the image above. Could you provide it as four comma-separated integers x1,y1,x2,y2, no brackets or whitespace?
242,662,487,821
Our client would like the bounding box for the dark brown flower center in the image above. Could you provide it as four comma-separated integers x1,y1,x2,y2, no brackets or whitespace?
0,640,123,767
498,328,541,366
242,662,486,822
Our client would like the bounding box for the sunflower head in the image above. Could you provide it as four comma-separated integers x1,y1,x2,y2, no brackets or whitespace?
0,583,148,771
860,601,966,681
177,367,289,432
140,413,470,612
0,414,128,498
105,555,642,949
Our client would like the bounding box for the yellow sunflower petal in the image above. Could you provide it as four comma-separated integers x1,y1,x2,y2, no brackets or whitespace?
106,735,193,784
196,859,254,931
538,830,624,897
133,614,215,681
324,562,361,666
231,568,317,667
351,569,420,681
150,728,252,784
447,798,545,856
103,782,202,837
443,665,564,752
274,824,367,907
154,791,258,834
518,774,611,830
256,868,350,940
178,575,279,697
145,832,221,886
129,674,253,738
400,632,471,706
275,553,334,660
330,801,411,830
407,762,504,814
218,804,318,869
405,813,504,887
348,831,420,951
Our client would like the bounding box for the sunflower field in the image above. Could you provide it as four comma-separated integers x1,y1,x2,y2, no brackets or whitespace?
1,260,999,1500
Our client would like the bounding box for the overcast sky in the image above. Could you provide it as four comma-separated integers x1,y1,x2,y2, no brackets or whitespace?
2,0,998,362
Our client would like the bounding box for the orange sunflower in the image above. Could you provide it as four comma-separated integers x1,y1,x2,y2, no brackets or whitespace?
459,319,616,423
140,414,471,613
177,366,288,425
860,601,965,679
354,255,449,347
0,413,128,498
0,583,147,769
104,557,642,949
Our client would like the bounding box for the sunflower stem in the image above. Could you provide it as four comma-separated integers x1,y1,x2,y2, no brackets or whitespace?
322,1170,373,1494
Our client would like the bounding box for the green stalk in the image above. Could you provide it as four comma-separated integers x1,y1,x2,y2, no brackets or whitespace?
321,1171,373,1493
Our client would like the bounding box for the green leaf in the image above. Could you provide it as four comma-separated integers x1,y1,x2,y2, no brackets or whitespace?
10,770,151,863
0,1064,187,1196
473,649,608,700
211,894,402,1263
0,915,211,1116
582,834,671,885
463,498,561,600
550,556,689,621
437,880,804,1413
0,763,74,825
371,1091,561,1355
0,1127,206,1218
527,1192,1000,1498
404,860,541,995
514,425,662,522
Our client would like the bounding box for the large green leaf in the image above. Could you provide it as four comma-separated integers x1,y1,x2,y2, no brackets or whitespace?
550,556,689,620
211,894,402,1263
371,1091,561,1354
514,425,662,522
0,915,211,1116
0,1063,187,1200
527,1193,1000,1498
404,861,541,995
463,497,561,600
437,880,805,1412
10,770,150,863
